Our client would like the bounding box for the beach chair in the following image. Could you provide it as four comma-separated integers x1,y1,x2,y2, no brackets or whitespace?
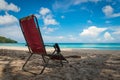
19,15,68,74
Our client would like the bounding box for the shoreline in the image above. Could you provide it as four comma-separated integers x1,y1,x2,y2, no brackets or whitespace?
0,43,120,50
0,46,120,51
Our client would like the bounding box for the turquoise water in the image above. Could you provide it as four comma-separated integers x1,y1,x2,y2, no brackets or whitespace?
0,43,120,50
0,43,26,48
59,43,120,50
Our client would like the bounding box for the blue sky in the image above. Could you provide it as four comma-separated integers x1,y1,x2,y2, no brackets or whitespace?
0,0,120,43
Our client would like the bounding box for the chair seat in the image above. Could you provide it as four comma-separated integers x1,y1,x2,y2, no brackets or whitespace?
47,54,66,60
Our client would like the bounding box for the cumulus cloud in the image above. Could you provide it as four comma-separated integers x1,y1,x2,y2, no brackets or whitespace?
39,7,58,26
0,0,20,12
0,0,21,42
39,7,50,16
104,32,114,41
42,26,58,33
37,7,59,33
44,15,59,25
43,27,120,43
80,26,107,37
101,5,111,17
102,5,120,18
0,13,23,42
78,26,120,42
0,12,18,25
102,5,113,16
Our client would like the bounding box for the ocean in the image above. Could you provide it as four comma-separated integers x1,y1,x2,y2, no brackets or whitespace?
0,43,120,50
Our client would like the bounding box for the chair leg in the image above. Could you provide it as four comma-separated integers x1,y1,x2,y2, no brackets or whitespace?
22,53,33,70
22,54,50,75
42,55,48,63
65,59,69,63
39,57,49,74
60,60,63,67
60,54,69,64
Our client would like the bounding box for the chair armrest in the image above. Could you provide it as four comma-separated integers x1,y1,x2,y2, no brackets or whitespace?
45,43,61,53
44,45,54,47
54,43,61,53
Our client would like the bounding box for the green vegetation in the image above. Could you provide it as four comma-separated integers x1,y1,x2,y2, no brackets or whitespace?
0,36,17,43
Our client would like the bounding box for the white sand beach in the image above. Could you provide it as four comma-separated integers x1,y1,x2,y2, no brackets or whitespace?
0,47,120,80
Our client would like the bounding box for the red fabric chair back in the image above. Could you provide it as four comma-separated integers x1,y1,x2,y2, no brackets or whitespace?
19,15,46,54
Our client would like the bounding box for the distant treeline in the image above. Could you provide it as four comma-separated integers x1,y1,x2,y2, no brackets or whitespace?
0,36,17,43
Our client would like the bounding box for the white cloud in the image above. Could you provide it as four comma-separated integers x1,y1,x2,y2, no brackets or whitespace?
39,7,50,16
80,26,107,37
44,15,59,25
104,32,114,41
112,28,120,42
102,5,113,16
0,12,18,25
78,26,120,42
0,0,22,42
102,5,120,18
38,7,59,33
42,26,58,33
109,13,120,18
58,36,64,39
0,13,24,42
113,31,120,35
112,28,120,36
43,27,120,43
0,0,20,12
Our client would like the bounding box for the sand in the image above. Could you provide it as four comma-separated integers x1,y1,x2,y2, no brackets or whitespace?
0,47,120,80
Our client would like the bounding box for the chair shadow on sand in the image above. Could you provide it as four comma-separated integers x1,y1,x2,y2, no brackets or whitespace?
0,49,119,80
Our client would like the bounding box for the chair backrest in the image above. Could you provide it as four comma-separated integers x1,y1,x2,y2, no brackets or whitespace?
19,15,46,54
